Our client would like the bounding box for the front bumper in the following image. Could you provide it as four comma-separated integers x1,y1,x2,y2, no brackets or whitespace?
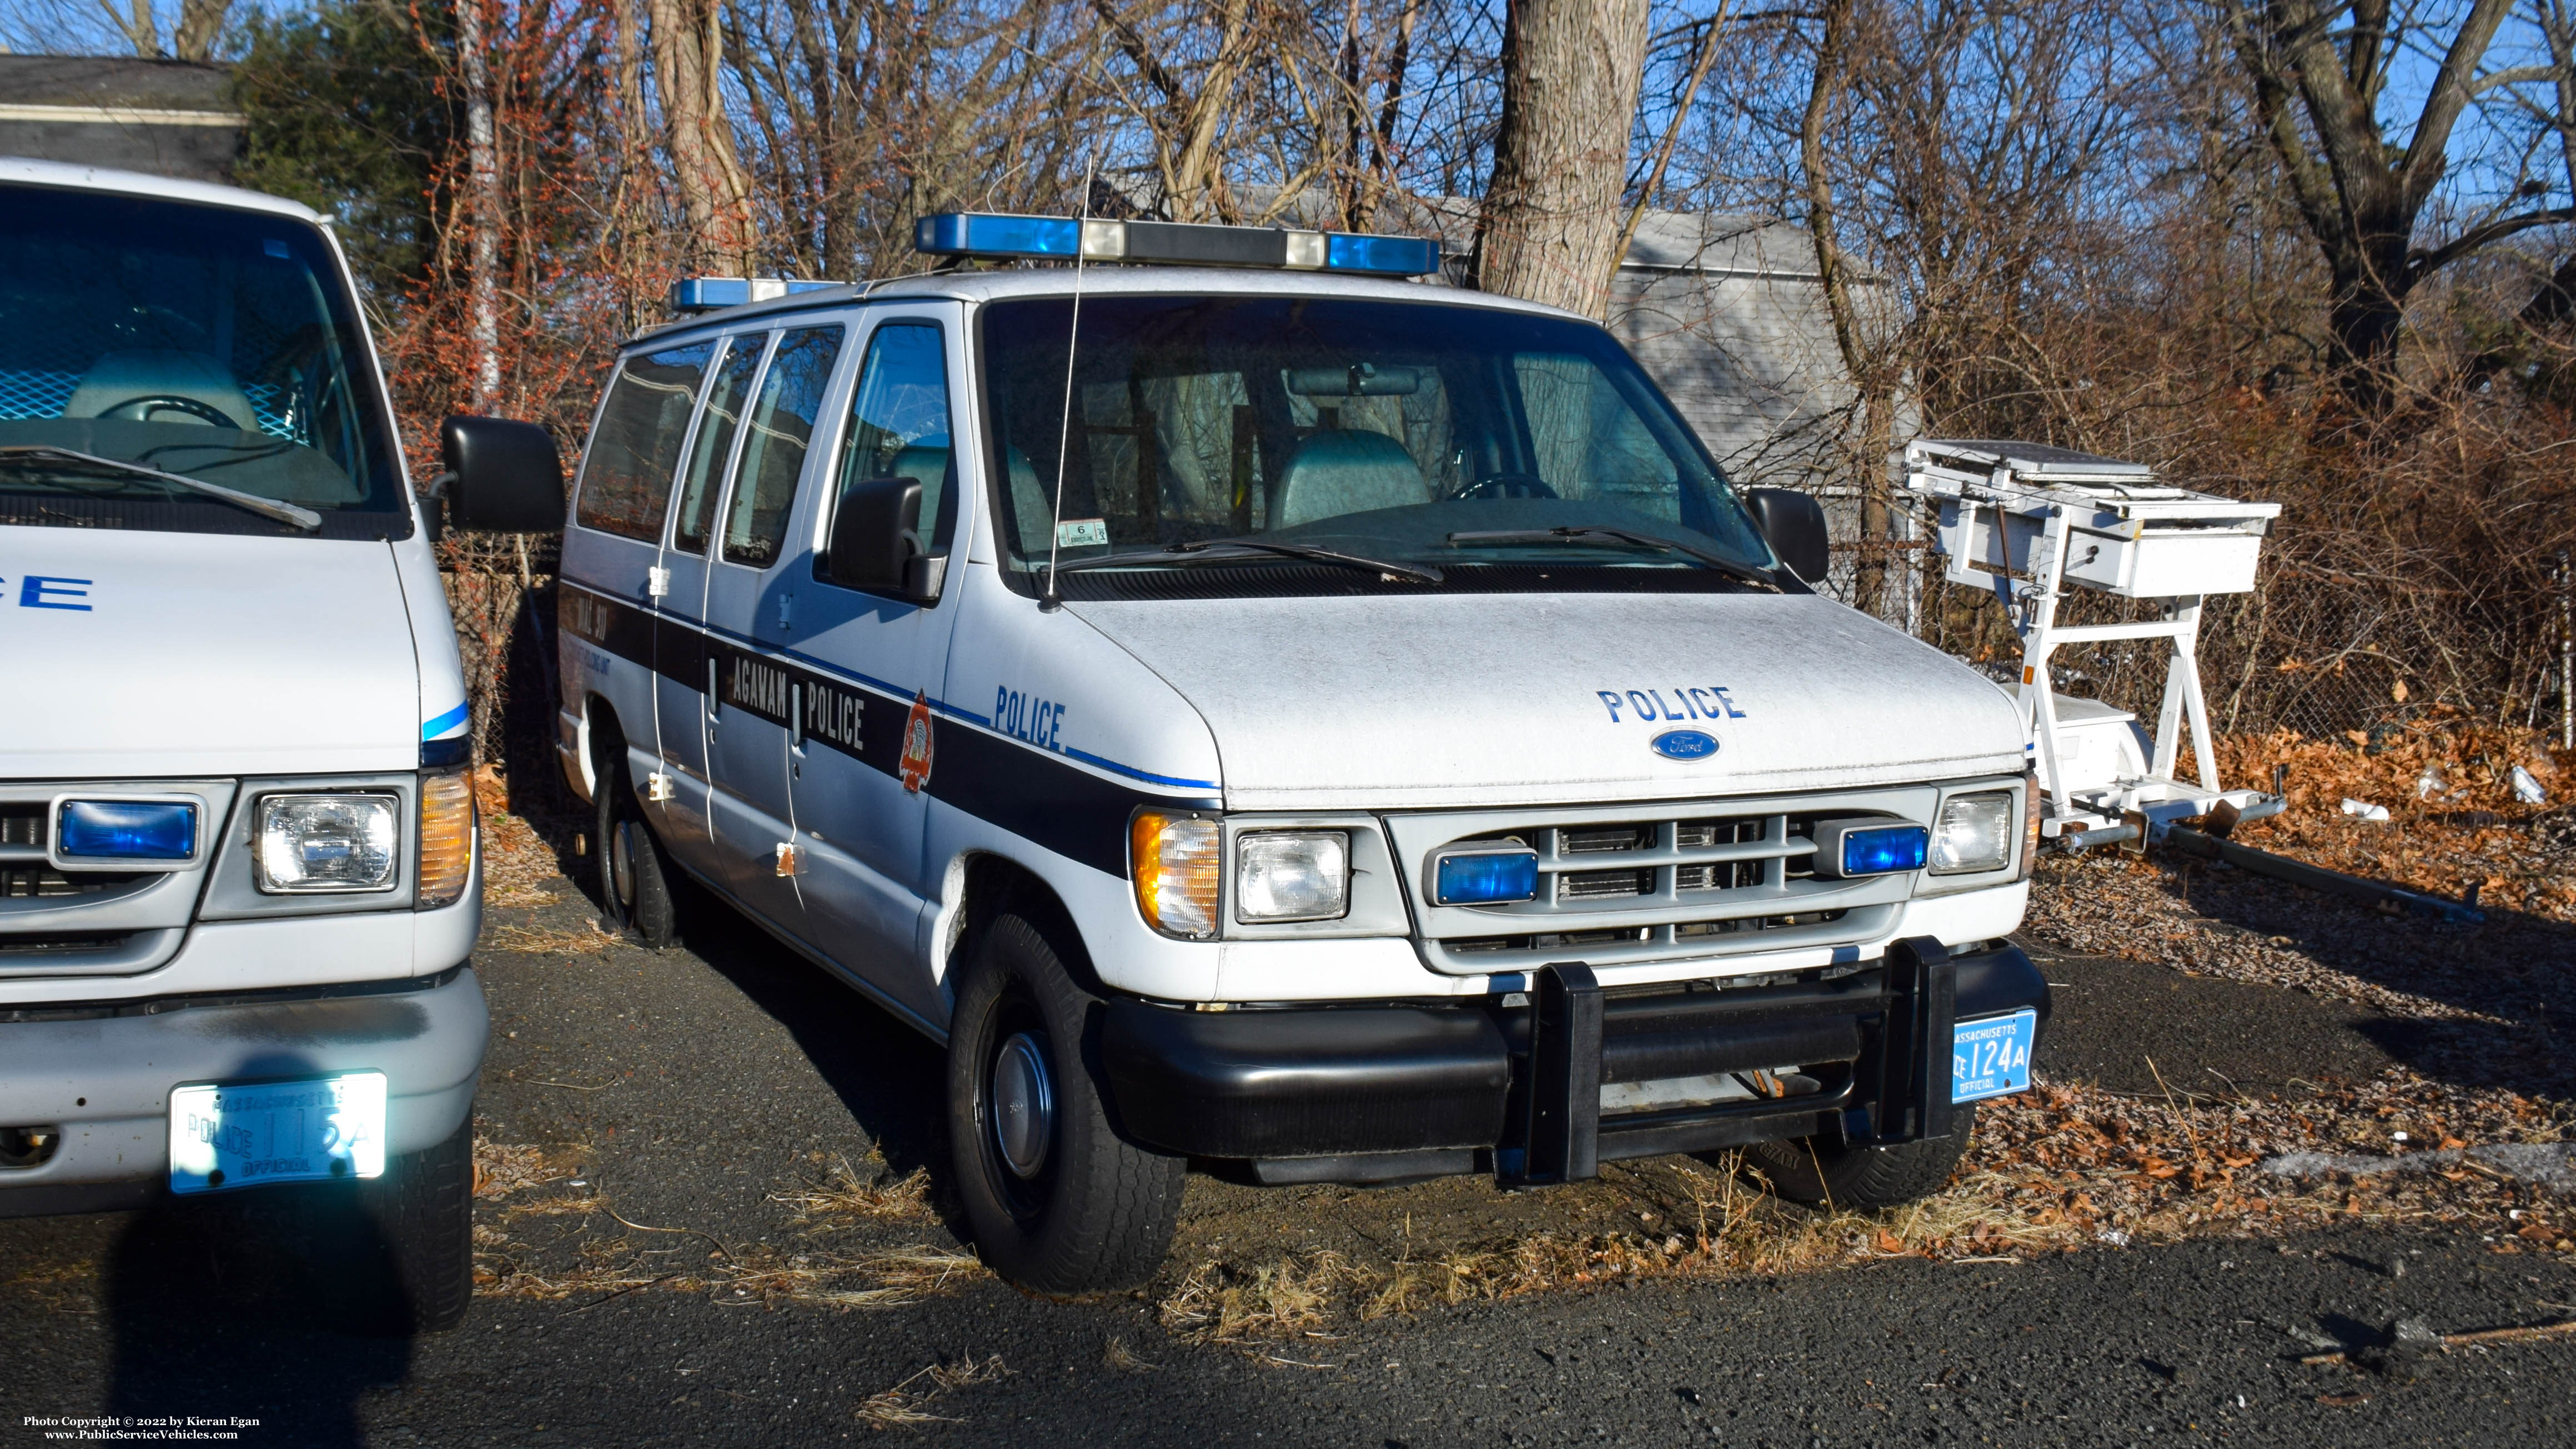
1103,939,2047,1184
0,966,488,1217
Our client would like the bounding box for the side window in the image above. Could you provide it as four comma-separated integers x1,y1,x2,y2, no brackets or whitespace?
833,323,957,554
721,325,845,569
573,342,711,541
670,333,766,555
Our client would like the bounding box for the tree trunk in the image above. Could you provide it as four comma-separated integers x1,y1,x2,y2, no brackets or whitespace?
458,0,504,411
173,0,230,62
1800,0,1892,614
1473,0,1652,319
648,0,757,274
100,0,158,57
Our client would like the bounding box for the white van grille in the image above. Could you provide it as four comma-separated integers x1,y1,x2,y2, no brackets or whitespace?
1386,788,1939,974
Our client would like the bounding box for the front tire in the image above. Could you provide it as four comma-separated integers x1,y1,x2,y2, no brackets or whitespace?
1742,1103,1979,1209
596,747,676,949
946,912,1183,1293
298,1114,476,1333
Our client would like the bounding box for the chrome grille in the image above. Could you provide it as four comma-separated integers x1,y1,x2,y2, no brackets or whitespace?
0,780,233,980
1388,786,1940,974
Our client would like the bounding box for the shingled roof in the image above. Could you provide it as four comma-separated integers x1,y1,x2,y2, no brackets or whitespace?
0,56,241,183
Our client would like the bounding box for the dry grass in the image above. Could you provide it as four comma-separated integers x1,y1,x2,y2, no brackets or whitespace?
471,765,574,908
470,1137,581,1199
1102,1336,1159,1373
481,920,621,956
770,1151,936,1225
856,1354,1009,1430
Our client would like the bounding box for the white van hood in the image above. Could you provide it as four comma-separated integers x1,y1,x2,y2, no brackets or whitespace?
1070,591,2026,811
0,529,424,778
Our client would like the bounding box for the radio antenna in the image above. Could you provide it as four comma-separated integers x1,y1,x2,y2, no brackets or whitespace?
1041,155,1098,613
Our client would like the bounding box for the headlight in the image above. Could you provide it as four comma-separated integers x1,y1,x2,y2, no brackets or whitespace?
256,794,399,893
1931,790,2015,875
417,770,476,907
1234,831,1349,922
1130,811,1220,937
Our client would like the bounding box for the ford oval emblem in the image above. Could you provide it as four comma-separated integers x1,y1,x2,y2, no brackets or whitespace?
1650,729,1720,761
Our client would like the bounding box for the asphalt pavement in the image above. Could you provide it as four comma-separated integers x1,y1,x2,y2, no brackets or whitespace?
3,875,2568,1448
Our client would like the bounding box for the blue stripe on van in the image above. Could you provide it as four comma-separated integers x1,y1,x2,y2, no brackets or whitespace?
423,700,470,739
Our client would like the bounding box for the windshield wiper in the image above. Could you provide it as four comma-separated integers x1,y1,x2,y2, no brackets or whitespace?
0,445,323,532
1444,525,1777,591
1051,537,1443,584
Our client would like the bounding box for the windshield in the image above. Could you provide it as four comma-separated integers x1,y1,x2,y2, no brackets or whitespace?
0,185,405,539
978,294,1775,595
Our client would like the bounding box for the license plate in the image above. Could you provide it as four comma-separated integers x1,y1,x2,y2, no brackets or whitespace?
1951,1010,2036,1104
168,1072,387,1194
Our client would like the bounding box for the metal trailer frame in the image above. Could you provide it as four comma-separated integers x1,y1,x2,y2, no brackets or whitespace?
1903,439,2286,848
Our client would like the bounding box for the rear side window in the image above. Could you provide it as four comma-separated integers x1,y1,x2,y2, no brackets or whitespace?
574,342,711,541
671,333,766,555
721,325,844,568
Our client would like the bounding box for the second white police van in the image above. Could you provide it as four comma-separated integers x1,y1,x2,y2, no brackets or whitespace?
526,213,2048,1292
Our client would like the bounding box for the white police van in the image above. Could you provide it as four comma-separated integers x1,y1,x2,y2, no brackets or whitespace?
546,212,2049,1293
0,159,558,1328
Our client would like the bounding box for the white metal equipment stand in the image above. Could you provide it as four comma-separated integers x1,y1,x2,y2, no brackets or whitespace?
1903,440,2285,848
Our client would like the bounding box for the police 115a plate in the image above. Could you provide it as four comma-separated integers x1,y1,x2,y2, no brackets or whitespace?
168,1071,387,1194
1951,1010,2035,1104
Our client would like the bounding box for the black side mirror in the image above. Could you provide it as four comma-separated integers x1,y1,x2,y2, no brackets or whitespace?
824,476,936,600
439,415,564,532
1743,487,1830,584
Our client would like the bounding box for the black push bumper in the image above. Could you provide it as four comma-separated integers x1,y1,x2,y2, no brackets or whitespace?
1101,939,2048,1185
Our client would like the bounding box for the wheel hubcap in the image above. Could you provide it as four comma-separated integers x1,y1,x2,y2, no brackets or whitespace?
989,1031,1054,1180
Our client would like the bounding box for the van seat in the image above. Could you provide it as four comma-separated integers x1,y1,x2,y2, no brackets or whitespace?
1272,429,1427,527
64,350,259,429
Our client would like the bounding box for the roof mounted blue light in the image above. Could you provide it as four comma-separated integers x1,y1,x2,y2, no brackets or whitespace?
669,277,845,313
911,211,1442,277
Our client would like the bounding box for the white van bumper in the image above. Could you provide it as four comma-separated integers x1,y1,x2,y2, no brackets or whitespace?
0,965,487,1217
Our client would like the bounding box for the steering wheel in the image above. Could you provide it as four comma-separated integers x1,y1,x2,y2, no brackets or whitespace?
91,394,241,428
1445,473,1558,502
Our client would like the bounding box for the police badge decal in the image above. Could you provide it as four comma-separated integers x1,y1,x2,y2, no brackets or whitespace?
898,690,935,793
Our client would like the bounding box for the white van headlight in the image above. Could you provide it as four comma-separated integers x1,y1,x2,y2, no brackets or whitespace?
256,794,400,893
1234,831,1350,923
1929,791,2015,875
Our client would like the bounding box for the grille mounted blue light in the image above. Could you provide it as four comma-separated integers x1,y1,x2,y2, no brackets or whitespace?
1432,848,1540,906
912,211,1442,276
57,800,196,861
1840,825,1929,876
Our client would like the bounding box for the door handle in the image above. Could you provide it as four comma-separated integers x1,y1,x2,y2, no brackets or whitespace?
790,683,804,749
707,658,721,721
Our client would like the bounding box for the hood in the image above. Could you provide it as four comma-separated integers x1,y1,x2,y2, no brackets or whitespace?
0,529,425,778
1069,591,2026,811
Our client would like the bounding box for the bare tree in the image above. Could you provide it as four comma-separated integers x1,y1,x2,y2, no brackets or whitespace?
98,0,158,56
172,0,228,60
2221,0,2576,410
1474,0,1654,317
649,0,757,272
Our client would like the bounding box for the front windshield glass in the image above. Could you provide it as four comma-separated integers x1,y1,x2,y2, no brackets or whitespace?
980,294,1774,593
0,184,405,538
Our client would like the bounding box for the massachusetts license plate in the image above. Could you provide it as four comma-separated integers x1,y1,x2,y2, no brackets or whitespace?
168,1072,387,1194
1951,1010,2036,1104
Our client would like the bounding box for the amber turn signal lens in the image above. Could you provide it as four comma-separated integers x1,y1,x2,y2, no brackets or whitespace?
1130,811,1220,937
418,769,477,908
2015,768,2043,882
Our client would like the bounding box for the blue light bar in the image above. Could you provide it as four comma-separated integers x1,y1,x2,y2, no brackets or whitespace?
1327,232,1440,276
1840,825,1929,877
669,277,845,313
911,212,1442,277
1433,848,1540,906
57,800,196,861
913,213,1082,260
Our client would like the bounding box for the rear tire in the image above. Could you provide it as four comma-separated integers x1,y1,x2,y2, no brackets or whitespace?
596,745,676,949
946,912,1183,1293
302,1114,476,1333
1741,1103,1979,1209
